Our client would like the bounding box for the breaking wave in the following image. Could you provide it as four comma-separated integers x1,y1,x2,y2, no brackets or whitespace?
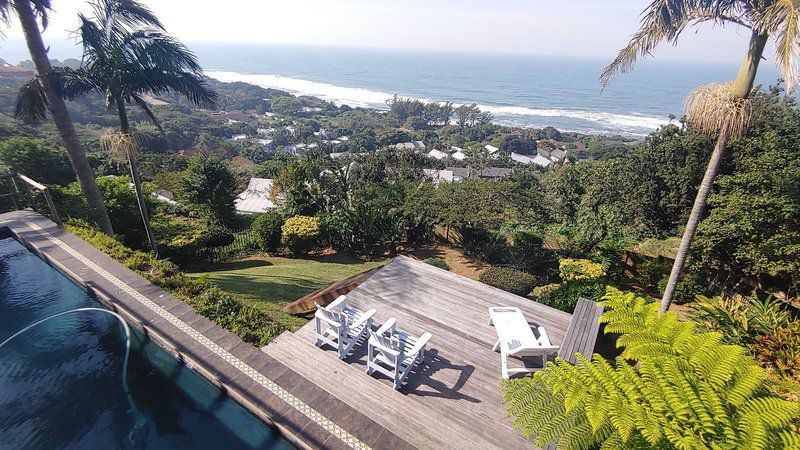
207,70,669,135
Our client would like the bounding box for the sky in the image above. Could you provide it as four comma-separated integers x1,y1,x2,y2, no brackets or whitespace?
0,0,764,64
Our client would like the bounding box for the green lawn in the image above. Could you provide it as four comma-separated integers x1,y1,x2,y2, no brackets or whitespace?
189,254,385,332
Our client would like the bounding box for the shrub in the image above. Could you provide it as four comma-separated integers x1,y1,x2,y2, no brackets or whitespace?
281,215,320,255
65,220,284,347
422,257,450,271
252,211,284,253
502,287,800,450
638,258,669,291
507,231,557,277
755,322,800,382
558,258,605,281
688,294,791,346
535,278,607,313
657,272,707,304
479,267,539,296
460,226,508,264
160,222,234,264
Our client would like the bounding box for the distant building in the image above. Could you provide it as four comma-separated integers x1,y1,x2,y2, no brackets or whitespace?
423,169,455,185
235,178,277,214
393,141,426,150
511,152,552,168
229,134,248,142
484,144,500,154
427,149,449,160
0,65,34,78
451,150,466,161
446,167,511,181
550,149,567,162
257,139,275,149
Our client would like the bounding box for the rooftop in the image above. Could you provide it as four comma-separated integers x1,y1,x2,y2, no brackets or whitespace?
235,178,276,214
265,256,574,449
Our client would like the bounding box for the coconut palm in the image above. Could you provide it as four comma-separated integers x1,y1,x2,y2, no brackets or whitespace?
602,0,800,312
5,0,114,235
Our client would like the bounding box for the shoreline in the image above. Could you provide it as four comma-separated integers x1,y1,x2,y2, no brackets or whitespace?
206,70,670,137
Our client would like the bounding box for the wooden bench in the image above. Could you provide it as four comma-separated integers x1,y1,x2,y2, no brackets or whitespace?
556,297,604,364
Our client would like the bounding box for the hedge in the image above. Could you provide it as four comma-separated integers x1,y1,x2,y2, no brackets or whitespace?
534,278,608,313
479,267,540,296
66,219,284,346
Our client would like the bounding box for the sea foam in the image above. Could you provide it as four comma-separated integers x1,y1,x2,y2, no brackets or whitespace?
207,71,668,135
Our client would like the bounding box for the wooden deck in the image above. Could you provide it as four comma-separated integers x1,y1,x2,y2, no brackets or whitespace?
265,256,576,449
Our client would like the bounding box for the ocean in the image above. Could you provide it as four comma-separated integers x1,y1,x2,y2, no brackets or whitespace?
1,39,782,136
193,43,781,136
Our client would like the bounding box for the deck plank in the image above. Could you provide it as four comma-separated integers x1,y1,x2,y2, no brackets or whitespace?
265,256,585,449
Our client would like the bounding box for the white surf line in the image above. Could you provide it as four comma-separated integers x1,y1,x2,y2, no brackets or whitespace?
21,218,371,450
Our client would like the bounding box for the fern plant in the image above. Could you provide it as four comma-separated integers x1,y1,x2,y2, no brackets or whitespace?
502,287,800,449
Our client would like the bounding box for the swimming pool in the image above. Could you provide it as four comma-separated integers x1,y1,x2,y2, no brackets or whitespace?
0,236,293,449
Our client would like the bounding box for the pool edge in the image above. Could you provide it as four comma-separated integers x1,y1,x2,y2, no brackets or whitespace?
0,211,368,450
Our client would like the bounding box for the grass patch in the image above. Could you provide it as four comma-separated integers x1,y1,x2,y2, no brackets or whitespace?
630,237,681,259
189,253,385,331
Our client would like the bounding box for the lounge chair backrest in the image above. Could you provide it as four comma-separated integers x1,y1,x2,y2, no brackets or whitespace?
372,331,404,353
317,305,346,325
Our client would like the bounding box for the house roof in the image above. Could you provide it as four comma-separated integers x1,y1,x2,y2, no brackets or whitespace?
235,178,276,214
445,167,512,180
427,149,449,160
511,152,552,168
484,144,499,153
451,151,466,161
423,169,455,184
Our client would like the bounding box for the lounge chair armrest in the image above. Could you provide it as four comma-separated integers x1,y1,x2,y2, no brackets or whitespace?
328,295,348,312
315,310,342,328
407,332,432,356
536,326,553,346
376,317,397,336
352,308,376,328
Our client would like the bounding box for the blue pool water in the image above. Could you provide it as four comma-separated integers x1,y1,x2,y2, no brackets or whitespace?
0,236,293,449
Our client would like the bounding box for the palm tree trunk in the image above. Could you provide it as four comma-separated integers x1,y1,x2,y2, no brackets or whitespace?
13,0,114,235
114,96,159,257
659,31,768,312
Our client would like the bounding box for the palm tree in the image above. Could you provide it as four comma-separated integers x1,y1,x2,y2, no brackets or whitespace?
5,0,114,235
50,0,216,255
602,0,800,312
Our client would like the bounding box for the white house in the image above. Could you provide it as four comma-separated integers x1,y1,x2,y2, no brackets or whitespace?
451,150,466,161
427,149,449,160
511,152,552,168
394,141,426,150
235,178,277,214
423,169,456,185
450,146,465,153
229,134,248,142
484,144,500,154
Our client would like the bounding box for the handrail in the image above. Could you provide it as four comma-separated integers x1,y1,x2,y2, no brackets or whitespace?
0,171,62,227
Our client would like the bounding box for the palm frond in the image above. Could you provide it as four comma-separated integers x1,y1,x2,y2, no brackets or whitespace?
131,93,164,133
14,77,48,125
91,0,163,32
753,0,800,92
601,0,748,86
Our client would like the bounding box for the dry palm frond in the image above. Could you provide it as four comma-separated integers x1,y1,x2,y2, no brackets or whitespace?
683,81,762,138
100,129,142,162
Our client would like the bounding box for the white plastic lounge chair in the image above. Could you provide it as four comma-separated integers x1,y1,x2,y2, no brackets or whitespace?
366,317,432,390
488,306,559,379
314,295,376,359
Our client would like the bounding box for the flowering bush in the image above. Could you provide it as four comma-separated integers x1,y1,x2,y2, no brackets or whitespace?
559,258,605,281
281,215,320,255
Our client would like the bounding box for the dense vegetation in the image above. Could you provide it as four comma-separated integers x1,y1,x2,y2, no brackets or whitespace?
502,288,800,449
